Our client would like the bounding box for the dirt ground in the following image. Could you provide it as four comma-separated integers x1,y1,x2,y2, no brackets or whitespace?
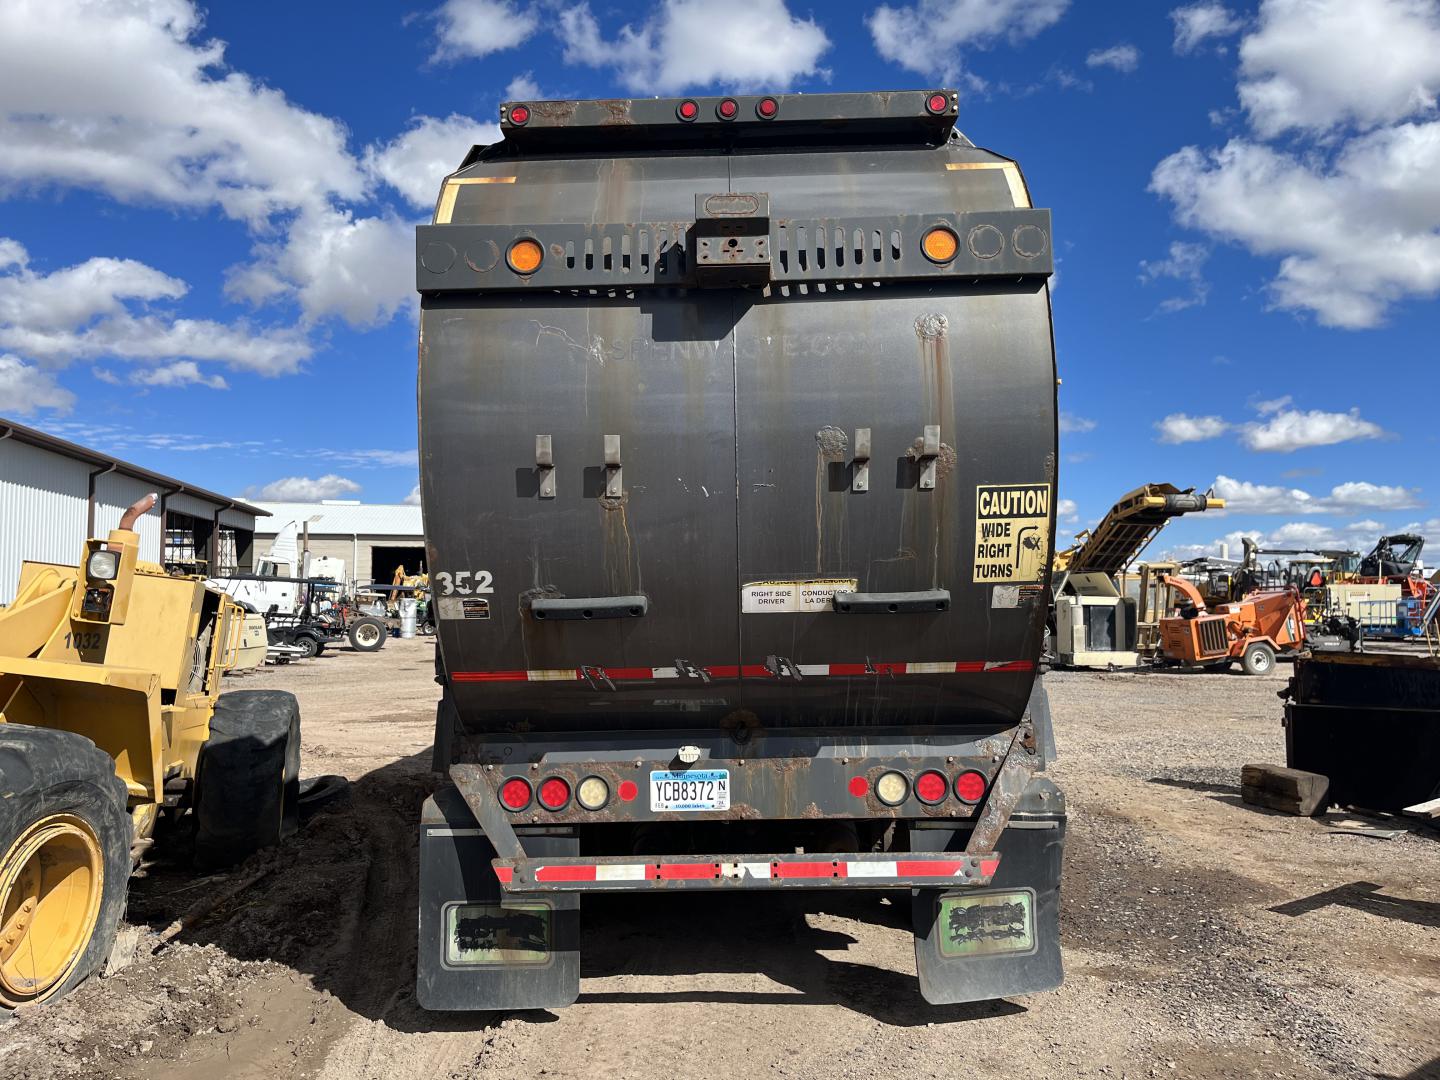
1,638,1436,1080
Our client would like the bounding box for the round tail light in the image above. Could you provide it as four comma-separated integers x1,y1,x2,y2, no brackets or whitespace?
499,777,532,811
576,776,610,810
677,99,699,121
922,226,959,264
925,92,949,115
874,771,909,806
617,779,639,802
506,237,544,274
756,96,779,119
537,776,571,811
508,104,531,126
717,98,738,120
954,770,988,804
914,770,949,805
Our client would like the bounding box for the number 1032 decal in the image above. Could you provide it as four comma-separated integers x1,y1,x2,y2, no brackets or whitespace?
433,570,494,596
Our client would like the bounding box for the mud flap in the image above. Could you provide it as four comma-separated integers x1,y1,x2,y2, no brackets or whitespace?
417,785,580,1011
911,812,1065,1004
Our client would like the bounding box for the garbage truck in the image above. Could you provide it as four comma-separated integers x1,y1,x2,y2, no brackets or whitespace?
413,89,1063,1009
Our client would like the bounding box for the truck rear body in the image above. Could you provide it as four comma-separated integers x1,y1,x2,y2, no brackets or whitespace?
414,90,1065,1010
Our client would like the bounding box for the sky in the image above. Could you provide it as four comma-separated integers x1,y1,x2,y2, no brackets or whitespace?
0,0,1436,563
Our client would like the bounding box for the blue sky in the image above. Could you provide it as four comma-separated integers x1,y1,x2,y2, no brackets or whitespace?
1,0,1436,563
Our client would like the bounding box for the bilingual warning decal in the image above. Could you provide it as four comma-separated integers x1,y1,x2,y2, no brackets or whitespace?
741,578,858,614
974,484,1050,584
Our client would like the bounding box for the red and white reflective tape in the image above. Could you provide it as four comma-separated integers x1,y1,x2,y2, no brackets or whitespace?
454,660,1033,683
492,855,1001,889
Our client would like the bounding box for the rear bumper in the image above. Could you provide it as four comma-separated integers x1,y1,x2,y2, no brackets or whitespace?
493,851,1000,891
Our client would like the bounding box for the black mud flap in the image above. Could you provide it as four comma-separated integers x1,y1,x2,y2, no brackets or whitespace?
911,814,1065,1005
417,785,580,1011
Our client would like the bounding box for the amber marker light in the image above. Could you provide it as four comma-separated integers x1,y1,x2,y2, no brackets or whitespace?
922,226,959,264
507,238,544,274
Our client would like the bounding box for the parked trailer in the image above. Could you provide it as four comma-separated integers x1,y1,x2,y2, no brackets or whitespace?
414,90,1064,1009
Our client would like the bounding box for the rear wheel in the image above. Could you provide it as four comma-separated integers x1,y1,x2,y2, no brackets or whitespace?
348,617,386,652
293,634,319,659
193,691,301,868
0,727,130,1008
1241,642,1276,676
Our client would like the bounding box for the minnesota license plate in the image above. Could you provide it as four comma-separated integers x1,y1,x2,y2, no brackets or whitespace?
649,769,730,812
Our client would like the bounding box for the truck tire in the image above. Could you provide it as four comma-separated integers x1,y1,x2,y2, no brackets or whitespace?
1241,642,1276,676
0,726,130,1008
193,691,301,869
348,617,386,652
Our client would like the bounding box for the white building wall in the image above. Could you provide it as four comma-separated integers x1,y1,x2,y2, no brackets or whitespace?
0,440,90,604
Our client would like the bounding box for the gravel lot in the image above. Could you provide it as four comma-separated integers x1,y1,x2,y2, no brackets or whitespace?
1,639,1436,1080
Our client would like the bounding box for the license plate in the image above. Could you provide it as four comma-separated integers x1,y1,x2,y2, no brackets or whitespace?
649,769,730,812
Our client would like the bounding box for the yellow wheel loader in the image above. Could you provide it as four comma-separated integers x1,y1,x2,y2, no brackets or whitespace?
0,495,301,1008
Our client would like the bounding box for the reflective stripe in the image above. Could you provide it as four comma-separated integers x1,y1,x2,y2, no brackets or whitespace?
454,659,1032,683
844,860,899,878
594,864,648,882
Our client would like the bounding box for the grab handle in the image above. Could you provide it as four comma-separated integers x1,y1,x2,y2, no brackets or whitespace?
832,590,950,614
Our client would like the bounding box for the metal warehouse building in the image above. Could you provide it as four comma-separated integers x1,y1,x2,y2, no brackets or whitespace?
0,418,267,605
251,500,425,587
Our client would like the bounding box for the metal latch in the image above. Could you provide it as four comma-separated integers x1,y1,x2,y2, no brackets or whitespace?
604,434,622,497
918,424,940,490
692,192,771,288
536,435,555,498
852,427,871,493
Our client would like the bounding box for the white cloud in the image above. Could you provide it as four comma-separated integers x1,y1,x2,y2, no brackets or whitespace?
0,239,312,376
1086,44,1139,73
560,0,830,94
1164,518,1392,560
252,474,362,501
505,72,541,100
316,448,419,469
404,483,422,506
1059,412,1095,434
869,0,1067,83
129,360,227,390
1171,2,1243,54
1156,413,1230,443
1238,407,1387,452
0,353,73,414
430,0,538,63
1253,394,1292,415
1238,0,1440,137
1057,498,1078,522
1139,240,1210,312
1212,474,1421,514
364,114,501,211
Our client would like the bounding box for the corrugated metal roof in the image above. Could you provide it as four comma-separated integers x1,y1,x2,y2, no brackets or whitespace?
251,501,424,538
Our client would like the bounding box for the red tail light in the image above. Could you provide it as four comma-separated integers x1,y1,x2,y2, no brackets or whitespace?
915,770,948,805
756,96,778,119
847,775,870,797
954,770,987,804
499,777,532,811
617,779,639,802
925,92,949,115
717,98,738,120
677,99,699,121
538,776,571,810
508,104,530,126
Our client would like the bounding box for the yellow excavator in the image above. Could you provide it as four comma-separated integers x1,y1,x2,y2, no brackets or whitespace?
0,494,301,1007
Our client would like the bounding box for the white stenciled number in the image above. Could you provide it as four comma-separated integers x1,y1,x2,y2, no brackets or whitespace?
434,570,495,596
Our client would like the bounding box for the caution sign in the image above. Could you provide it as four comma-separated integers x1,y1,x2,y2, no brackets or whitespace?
973,484,1050,583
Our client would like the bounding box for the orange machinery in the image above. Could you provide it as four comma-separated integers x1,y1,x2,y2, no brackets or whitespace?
1158,576,1307,676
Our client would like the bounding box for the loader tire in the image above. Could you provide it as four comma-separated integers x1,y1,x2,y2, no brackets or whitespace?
0,726,130,1009
1241,642,1276,677
193,691,301,869
348,617,387,652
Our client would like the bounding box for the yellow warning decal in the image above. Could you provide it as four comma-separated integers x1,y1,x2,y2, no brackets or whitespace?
974,484,1050,583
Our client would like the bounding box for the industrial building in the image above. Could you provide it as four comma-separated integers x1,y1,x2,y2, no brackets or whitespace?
251,499,425,587
0,418,267,604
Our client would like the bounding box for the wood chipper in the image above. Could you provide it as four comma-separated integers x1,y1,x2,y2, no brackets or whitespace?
414,89,1064,1010
1157,575,1307,675
0,494,301,1007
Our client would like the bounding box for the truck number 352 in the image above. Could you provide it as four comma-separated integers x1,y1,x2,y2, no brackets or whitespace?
433,570,494,596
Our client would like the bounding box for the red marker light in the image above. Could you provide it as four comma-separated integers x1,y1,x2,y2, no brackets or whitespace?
508,104,531,126
756,96,779,119
538,776,571,810
954,770,988,804
915,770,949,805
925,92,949,115
618,779,639,802
499,777,532,811
717,98,738,120
677,99,699,121
848,776,870,798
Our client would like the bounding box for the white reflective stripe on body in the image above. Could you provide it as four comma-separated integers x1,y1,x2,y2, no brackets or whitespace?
907,661,958,674
720,861,772,879
796,664,830,676
843,861,899,878
594,864,649,882
650,666,679,679
529,668,578,681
